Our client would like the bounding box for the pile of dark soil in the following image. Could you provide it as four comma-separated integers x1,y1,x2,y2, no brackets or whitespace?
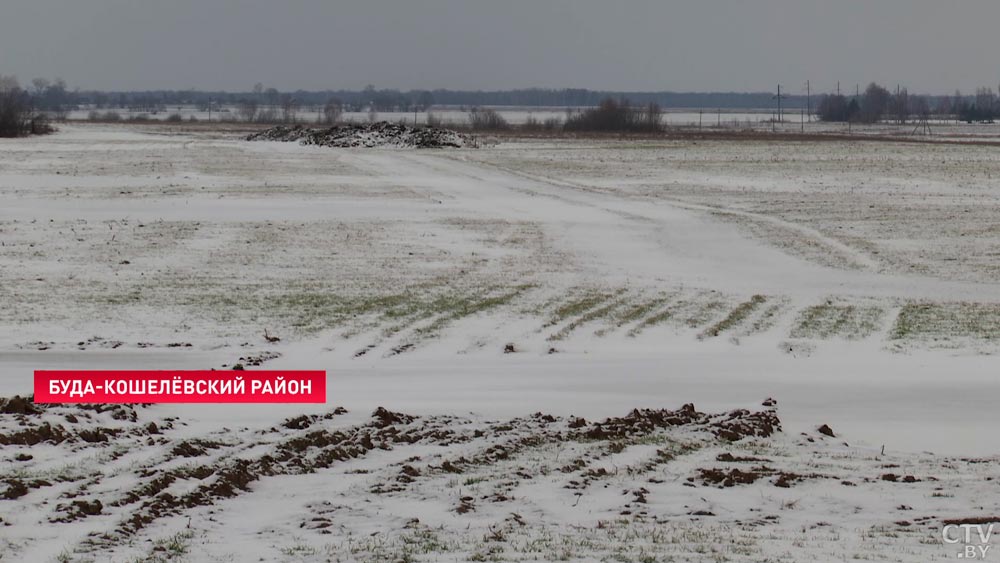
247,122,477,149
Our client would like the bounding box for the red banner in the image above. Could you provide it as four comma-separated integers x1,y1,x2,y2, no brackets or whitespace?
34,370,326,404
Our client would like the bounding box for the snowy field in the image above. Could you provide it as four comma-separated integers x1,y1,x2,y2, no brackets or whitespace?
2,124,1000,561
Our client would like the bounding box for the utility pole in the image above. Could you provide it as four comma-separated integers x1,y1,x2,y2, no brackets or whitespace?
806,80,811,123
772,83,784,131
208,97,212,122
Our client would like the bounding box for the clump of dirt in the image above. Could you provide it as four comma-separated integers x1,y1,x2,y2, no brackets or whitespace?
371,407,415,428
171,439,223,457
53,499,103,522
716,452,770,463
275,408,348,431
0,396,40,415
456,496,475,514
112,474,177,507
3,478,51,500
943,516,1000,526
712,409,781,441
247,123,478,149
0,422,71,446
73,403,140,422
440,460,465,474
205,460,257,498
78,427,121,443
694,467,771,488
238,351,282,367
576,404,780,442
394,465,421,486
282,415,314,430
692,466,823,489
580,405,704,440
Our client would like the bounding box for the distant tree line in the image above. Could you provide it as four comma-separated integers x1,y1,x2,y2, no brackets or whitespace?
57,85,825,112
11,73,1000,129
817,82,1000,124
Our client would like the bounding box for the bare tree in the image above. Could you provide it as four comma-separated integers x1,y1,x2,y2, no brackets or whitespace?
934,95,952,116
31,78,50,97
0,77,49,137
417,91,434,111
892,87,909,124
322,97,343,124
236,98,258,122
279,94,299,123
975,87,996,120
909,95,929,119
265,88,280,112
643,101,662,131
0,75,19,93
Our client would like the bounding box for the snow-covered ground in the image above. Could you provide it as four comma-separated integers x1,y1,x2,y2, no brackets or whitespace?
2,124,999,562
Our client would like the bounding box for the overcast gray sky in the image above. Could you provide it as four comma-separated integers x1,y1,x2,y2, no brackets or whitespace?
2,0,998,94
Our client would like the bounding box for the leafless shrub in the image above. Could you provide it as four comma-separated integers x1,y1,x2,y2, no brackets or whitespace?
280,95,299,123
165,113,183,123
256,107,279,124
322,98,343,125
521,115,565,132
563,98,662,132
468,107,509,131
87,110,122,122
236,99,258,122
522,116,542,131
426,112,444,128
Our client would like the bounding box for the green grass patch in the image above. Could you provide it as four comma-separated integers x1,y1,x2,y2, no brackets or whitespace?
891,302,1000,342
791,302,884,340
699,295,767,339
595,295,675,337
414,285,535,339
543,290,622,328
548,296,631,341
